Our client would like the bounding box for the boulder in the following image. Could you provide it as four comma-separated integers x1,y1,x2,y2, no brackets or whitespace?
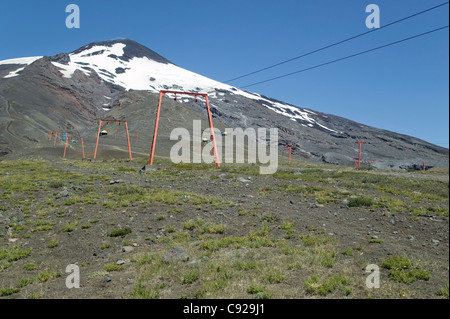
162,246,189,263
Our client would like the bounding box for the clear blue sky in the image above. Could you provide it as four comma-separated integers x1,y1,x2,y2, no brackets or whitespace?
1,0,448,147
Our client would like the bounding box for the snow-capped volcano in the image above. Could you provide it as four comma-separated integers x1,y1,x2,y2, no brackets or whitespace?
0,39,335,131
0,39,447,168
56,40,225,93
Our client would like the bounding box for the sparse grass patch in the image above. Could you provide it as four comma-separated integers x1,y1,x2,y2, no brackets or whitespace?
436,284,449,298
247,284,265,295
263,270,285,284
426,206,449,217
168,208,184,214
17,277,35,288
24,263,38,271
389,268,431,283
0,246,32,262
304,274,352,296
30,220,55,232
238,209,248,216
48,181,64,188
47,240,59,248
199,223,226,235
347,196,373,208
108,227,132,237
0,287,20,296
130,281,161,299
261,213,280,223
87,270,109,279
342,248,354,256
233,261,259,271
309,247,337,268
103,263,124,272
279,220,296,239
382,256,430,284
61,221,78,232
182,270,200,285
382,256,413,269
183,219,205,231
0,261,12,271
38,270,62,283
102,201,119,210
166,226,176,233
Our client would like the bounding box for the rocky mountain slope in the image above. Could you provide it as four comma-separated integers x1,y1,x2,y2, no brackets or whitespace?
0,39,448,169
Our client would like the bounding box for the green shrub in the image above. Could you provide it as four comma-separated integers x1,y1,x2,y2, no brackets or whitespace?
348,196,373,207
108,227,132,237
1,246,32,262
382,256,413,270
389,268,430,283
47,240,59,248
182,270,200,285
247,284,265,295
437,284,449,298
38,271,62,282
48,181,64,188
61,222,78,232
304,274,351,296
0,287,20,296
17,278,35,288
24,263,38,271
382,256,430,284
103,263,124,272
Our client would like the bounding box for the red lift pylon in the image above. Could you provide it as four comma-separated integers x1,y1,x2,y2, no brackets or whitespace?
93,119,132,160
63,136,85,159
353,141,366,167
51,131,67,146
287,145,294,164
148,90,220,167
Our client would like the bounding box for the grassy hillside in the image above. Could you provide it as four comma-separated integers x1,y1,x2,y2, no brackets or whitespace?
0,156,448,299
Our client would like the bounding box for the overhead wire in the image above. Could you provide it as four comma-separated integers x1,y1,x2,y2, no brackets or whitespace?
224,2,449,84
240,25,449,89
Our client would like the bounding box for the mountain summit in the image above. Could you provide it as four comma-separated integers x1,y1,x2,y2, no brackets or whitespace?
71,39,173,64
0,39,448,168
48,38,226,92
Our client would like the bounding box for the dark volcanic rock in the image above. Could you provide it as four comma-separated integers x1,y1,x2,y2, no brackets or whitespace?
50,53,71,65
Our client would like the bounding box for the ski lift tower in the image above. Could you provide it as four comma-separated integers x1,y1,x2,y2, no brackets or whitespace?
353,141,366,167
148,90,220,167
93,119,132,160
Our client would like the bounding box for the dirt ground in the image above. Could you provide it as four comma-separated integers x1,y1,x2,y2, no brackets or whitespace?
0,143,448,300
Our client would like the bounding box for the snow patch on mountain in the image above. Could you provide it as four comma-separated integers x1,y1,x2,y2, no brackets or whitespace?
0,56,43,66
0,56,43,78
